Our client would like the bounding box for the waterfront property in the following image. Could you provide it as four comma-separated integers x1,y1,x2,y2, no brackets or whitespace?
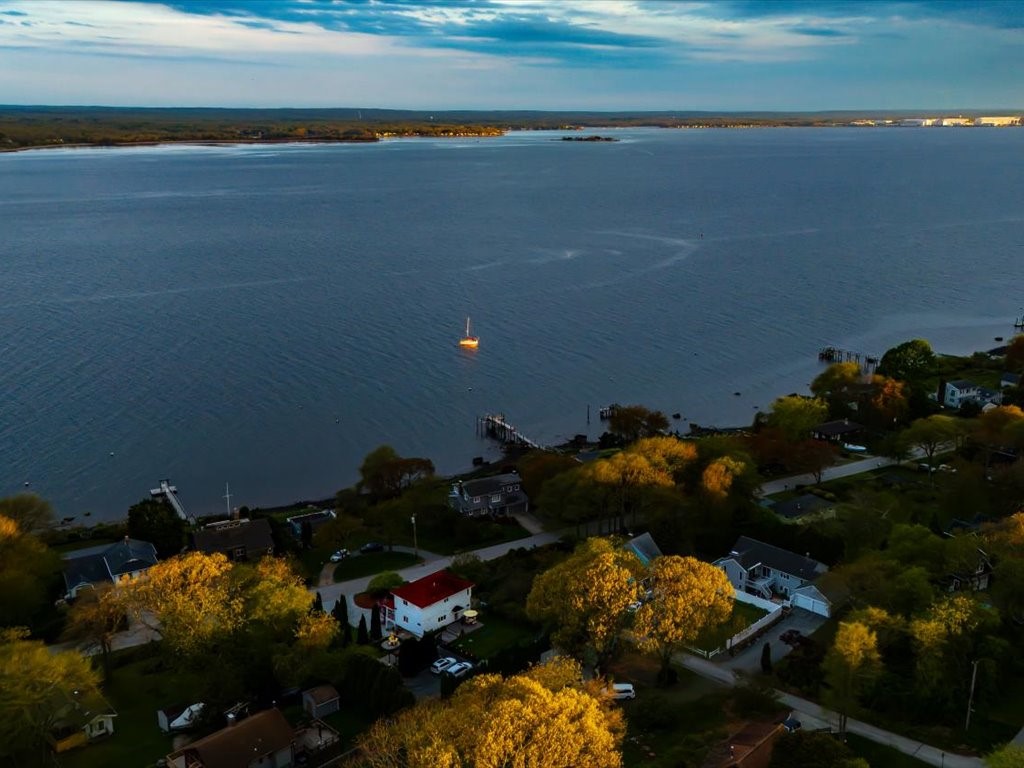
381,569,474,639
714,536,828,607
938,379,1002,409
448,473,529,517
810,419,864,443
191,518,274,561
62,537,158,600
286,509,335,538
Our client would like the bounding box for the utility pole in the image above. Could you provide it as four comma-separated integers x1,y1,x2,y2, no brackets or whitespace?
224,483,232,519
411,515,418,559
965,659,980,731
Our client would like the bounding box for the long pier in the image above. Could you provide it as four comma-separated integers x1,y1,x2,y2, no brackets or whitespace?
150,479,196,526
477,414,546,450
818,346,879,373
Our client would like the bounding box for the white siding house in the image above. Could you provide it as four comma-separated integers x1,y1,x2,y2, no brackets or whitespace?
383,570,474,638
714,536,829,610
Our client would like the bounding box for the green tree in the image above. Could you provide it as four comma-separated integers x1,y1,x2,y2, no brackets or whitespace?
1004,335,1024,373
127,497,187,558
766,395,829,443
0,628,102,765
0,515,60,629
0,493,54,534
769,730,865,768
811,362,865,418
358,445,434,500
607,404,670,444
877,338,937,383
901,415,961,483
356,614,369,645
367,571,404,595
632,556,734,684
822,621,881,735
986,744,1024,768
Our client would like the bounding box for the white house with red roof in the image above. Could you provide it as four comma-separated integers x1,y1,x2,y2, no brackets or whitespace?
381,570,474,638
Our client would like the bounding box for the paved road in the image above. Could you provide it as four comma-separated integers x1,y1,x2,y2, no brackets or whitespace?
675,654,982,768
759,455,895,495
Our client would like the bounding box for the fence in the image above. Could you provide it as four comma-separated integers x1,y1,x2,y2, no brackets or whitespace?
726,594,788,652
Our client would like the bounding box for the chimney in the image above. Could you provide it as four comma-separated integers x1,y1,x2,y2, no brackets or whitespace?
232,506,240,521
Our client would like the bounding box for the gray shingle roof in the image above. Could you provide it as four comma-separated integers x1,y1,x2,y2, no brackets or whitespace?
461,473,521,497
193,519,274,556
62,538,158,592
624,533,664,565
771,494,833,520
724,536,827,581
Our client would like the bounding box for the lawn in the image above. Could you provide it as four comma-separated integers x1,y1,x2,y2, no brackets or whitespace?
691,601,769,654
58,653,199,768
332,551,422,582
845,734,928,767
449,615,537,661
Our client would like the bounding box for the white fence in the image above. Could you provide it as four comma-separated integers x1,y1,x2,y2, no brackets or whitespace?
733,590,782,613
726,592,787,651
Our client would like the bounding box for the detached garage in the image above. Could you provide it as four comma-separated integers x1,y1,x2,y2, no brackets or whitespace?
791,581,848,618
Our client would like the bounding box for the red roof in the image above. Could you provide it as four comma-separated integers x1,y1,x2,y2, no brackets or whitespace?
391,570,474,608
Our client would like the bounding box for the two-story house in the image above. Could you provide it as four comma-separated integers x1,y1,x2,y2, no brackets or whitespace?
381,570,474,638
714,536,828,604
940,380,1002,410
62,537,159,600
448,473,529,517
192,518,274,562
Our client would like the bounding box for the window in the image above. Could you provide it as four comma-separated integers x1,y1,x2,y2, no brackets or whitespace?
402,615,408,622
491,494,501,503
438,616,445,623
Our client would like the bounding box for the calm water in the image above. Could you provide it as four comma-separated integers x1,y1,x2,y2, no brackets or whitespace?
2,128,1023,522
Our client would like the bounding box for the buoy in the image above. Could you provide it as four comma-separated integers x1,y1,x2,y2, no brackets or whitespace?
734,392,741,396
24,481,30,486
109,451,115,456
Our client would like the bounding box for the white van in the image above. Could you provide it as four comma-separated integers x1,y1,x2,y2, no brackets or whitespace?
608,683,635,700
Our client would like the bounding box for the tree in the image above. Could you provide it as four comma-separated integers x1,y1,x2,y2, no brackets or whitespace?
316,511,364,551
526,538,643,667
811,362,865,418
607,404,669,444
901,415,961,483
313,591,324,614
0,628,101,765
700,456,748,500
1005,335,1024,373
877,339,937,383
367,571,404,595
761,642,773,674
356,615,369,645
125,551,240,658
633,556,734,684
358,445,435,500
370,602,383,642
822,621,881,735
788,439,836,484
591,450,674,530
517,452,580,501
0,494,53,534
769,730,863,768
766,396,829,443
61,584,125,680
331,596,352,644
0,515,60,628
356,657,625,768
127,497,187,558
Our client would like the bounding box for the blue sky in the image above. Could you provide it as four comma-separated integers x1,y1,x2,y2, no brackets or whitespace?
0,1,1022,110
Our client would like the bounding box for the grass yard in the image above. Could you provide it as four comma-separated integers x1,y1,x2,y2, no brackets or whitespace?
332,551,422,582
58,655,199,768
691,601,769,654
845,734,928,767
449,615,537,661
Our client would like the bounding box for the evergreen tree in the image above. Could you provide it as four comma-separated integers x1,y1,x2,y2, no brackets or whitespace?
331,595,349,627
313,591,324,614
342,622,353,647
761,642,773,674
370,602,383,642
356,615,369,645
301,520,313,550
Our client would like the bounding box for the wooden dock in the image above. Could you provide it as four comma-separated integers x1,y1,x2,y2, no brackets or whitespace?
150,479,196,526
818,346,879,373
477,414,546,450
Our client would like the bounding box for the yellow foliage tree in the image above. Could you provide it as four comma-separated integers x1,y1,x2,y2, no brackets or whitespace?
823,621,881,735
627,436,698,484
592,451,673,530
632,556,734,681
126,551,240,658
239,556,312,629
356,658,624,768
526,538,643,666
701,456,746,500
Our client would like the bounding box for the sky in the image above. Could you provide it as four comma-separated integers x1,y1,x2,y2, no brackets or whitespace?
0,0,1022,110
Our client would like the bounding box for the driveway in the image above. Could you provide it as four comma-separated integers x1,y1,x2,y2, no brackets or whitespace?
718,607,827,674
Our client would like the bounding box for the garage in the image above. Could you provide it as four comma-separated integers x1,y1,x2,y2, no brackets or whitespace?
791,585,831,617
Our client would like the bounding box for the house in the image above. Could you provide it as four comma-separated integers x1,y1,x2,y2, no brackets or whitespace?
62,537,158,600
939,380,1002,409
302,685,340,719
286,509,335,539
166,709,295,768
810,419,863,443
768,494,835,522
790,576,849,618
1001,372,1021,389
49,692,117,753
623,532,664,566
448,473,529,517
945,548,993,593
192,518,274,561
714,536,828,605
701,722,784,768
381,569,474,638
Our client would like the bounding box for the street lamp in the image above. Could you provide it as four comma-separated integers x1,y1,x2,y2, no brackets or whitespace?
411,515,418,559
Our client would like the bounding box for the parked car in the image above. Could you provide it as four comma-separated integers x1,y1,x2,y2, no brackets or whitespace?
626,601,642,613
447,661,473,678
430,657,458,675
329,549,349,562
606,683,635,701
360,542,384,553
